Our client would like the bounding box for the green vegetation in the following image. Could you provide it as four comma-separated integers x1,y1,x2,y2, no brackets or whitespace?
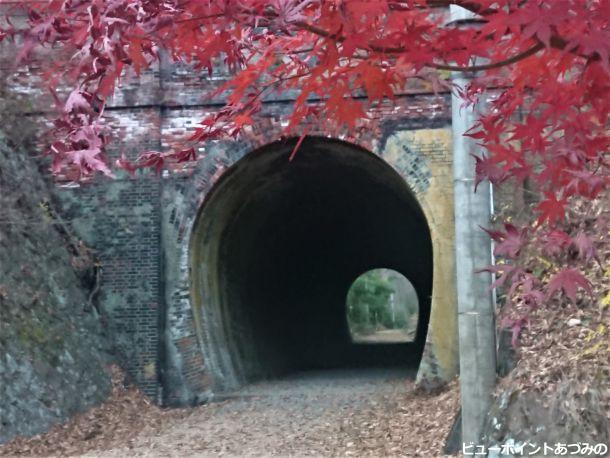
346,269,418,337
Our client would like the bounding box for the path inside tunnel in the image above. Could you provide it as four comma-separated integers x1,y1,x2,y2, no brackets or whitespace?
190,137,433,390
80,367,459,457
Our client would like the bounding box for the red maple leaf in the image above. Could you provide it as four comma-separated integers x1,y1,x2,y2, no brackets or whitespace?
134,151,166,175
115,154,138,177
472,154,507,191
571,231,597,263
536,193,567,227
168,147,197,163
4,0,610,341
542,230,572,257
546,268,592,303
482,224,527,259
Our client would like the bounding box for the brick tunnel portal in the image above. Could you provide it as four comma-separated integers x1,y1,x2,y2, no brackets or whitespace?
189,137,433,391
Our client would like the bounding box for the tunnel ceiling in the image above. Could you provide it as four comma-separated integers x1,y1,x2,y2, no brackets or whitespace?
190,137,433,390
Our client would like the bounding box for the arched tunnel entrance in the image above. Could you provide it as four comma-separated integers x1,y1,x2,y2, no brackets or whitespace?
189,137,433,390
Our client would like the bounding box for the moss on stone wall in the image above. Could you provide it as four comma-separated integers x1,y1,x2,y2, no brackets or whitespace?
0,136,112,444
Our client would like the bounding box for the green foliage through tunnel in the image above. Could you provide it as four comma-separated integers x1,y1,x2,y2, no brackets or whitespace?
346,268,419,343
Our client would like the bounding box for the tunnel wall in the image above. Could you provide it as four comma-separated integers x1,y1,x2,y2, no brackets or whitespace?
2,31,458,403
163,107,459,404
190,137,435,388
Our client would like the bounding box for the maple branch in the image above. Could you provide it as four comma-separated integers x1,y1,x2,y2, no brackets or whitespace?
165,4,602,66
447,0,498,16
295,21,544,72
175,13,225,24
430,42,545,72
293,3,602,65
387,1,498,16
293,13,483,55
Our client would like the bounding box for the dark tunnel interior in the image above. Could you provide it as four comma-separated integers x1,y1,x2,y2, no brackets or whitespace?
190,137,433,389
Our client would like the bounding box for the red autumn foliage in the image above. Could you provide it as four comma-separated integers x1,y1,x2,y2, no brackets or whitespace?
1,0,609,335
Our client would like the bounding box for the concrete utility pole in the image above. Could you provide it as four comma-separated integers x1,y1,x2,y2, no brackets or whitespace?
450,5,497,446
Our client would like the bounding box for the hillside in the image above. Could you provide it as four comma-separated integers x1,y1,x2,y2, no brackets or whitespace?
0,136,112,443
481,195,610,455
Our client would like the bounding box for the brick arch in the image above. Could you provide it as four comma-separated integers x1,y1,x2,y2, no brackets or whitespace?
161,133,458,404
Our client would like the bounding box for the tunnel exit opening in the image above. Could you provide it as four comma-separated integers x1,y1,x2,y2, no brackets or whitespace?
346,268,419,345
189,137,433,391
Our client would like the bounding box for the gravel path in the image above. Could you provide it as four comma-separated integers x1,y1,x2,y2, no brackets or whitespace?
85,368,459,457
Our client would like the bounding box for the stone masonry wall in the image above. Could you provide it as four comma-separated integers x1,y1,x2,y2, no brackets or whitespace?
2,34,459,403
162,99,458,403
58,177,163,400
